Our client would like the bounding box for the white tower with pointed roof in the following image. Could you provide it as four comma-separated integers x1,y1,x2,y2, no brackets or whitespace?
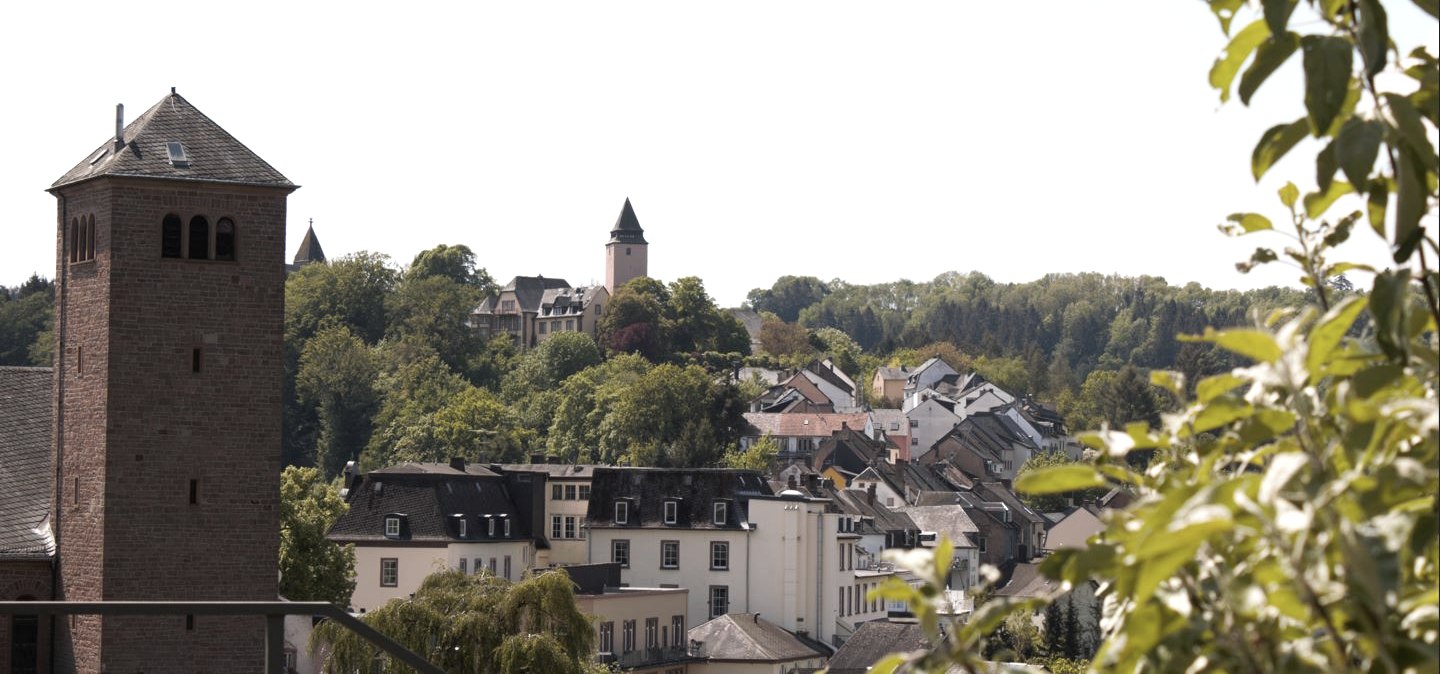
604,197,648,294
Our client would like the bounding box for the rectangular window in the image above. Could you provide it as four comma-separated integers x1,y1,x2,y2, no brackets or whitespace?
612,539,630,567
663,500,678,524
488,519,496,537
551,515,562,539
615,501,629,524
671,615,685,645
600,622,614,653
458,519,467,538
552,484,563,500
380,558,398,587
909,419,919,428
565,516,577,539
661,540,679,569
839,587,845,616
385,516,401,537
713,501,727,525
459,558,467,574
711,541,729,570
709,585,729,618
566,319,575,330
189,479,197,505
978,536,988,553
578,484,591,500
192,347,202,373
645,618,659,650
503,555,512,580
623,619,636,653
489,558,497,574
504,519,511,537
538,321,547,334
565,484,578,500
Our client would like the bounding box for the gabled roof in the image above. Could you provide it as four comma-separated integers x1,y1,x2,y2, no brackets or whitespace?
973,481,1045,526
488,275,572,313
813,427,885,475
802,359,855,395
929,411,1038,465
52,92,294,190
992,561,1059,599
608,198,647,245
292,224,325,265
825,621,930,674
0,367,54,559
742,412,870,438
897,505,980,549
585,467,771,529
830,488,920,534
689,613,827,662
539,285,603,316
874,366,908,381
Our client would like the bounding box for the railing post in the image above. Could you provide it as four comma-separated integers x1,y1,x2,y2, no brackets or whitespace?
266,612,286,673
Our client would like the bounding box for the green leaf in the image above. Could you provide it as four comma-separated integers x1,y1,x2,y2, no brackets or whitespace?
1259,451,1308,504
1303,180,1353,219
1209,0,1246,34
1262,0,1298,36
1393,148,1426,263
1371,270,1412,361
1150,369,1184,397
1366,182,1388,236
1211,328,1283,363
1195,373,1247,403
1316,139,1338,191
1319,0,1349,19
1411,0,1438,20
1252,117,1309,180
1306,296,1368,380
1385,93,1439,172
1321,211,1359,248
867,654,908,674
1357,0,1389,78
1015,464,1108,495
1302,35,1354,137
1241,32,1301,105
1212,20,1272,102
1192,397,1255,433
1224,212,1274,234
1278,181,1300,208
1236,247,1278,273
1334,119,1383,191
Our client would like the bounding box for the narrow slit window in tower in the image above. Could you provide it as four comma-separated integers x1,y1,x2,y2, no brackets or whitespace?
161,214,183,258
189,216,210,259
215,218,236,261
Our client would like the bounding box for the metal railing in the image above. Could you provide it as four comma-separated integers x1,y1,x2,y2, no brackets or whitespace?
614,644,694,668
0,601,444,674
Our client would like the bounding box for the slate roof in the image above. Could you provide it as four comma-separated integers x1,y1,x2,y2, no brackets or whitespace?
874,366,908,381
898,505,980,549
803,360,855,395
973,482,1046,526
539,285,602,317
992,561,1058,599
830,488,920,536
814,428,886,475
689,613,828,662
609,198,647,245
328,463,533,544
0,367,54,559
498,464,597,479
869,408,907,434
585,467,771,530
292,224,325,265
932,412,1038,464
497,275,572,313
52,92,294,190
742,412,870,438
825,621,930,674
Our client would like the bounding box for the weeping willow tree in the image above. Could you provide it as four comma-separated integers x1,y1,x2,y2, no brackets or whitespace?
313,569,607,674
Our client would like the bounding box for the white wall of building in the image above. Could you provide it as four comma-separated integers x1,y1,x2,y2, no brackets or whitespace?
589,527,752,631
906,397,961,458
350,546,448,613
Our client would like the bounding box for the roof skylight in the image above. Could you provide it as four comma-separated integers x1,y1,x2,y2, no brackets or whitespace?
166,141,190,168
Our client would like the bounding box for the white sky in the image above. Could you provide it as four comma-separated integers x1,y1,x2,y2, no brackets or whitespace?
2,1,1435,307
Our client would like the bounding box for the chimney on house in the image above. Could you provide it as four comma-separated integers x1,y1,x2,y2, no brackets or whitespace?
340,461,359,499
114,104,125,152
787,475,797,489
529,452,546,464
450,457,466,472
866,482,876,505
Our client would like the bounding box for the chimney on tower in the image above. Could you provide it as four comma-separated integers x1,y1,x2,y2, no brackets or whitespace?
114,104,125,152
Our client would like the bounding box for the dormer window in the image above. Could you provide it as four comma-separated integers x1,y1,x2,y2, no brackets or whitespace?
384,515,402,538
504,518,512,537
457,518,468,538
663,500,678,525
488,517,496,537
713,501,728,526
615,501,629,525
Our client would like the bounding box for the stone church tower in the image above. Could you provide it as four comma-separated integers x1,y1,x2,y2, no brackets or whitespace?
604,197,648,294
48,91,294,672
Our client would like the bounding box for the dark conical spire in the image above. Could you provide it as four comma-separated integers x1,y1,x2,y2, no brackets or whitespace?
293,221,325,265
608,197,647,245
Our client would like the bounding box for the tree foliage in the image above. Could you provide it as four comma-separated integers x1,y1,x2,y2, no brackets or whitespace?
745,274,830,322
297,325,380,477
723,433,780,471
314,569,606,674
279,466,356,606
880,2,1440,672
0,275,53,366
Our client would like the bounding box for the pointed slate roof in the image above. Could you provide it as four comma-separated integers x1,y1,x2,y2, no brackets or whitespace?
608,198,647,244
292,224,325,265
0,367,55,559
52,91,295,190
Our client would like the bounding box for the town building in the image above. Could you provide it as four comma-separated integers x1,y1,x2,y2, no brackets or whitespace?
565,563,700,673
686,613,829,673
327,460,546,613
500,463,598,566
0,366,53,674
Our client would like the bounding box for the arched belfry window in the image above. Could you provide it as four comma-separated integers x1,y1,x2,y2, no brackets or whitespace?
162,214,183,258
215,218,236,261
70,218,80,263
85,214,95,261
189,215,210,260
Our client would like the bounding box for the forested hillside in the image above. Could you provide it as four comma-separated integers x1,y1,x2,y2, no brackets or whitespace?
2,256,1310,476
